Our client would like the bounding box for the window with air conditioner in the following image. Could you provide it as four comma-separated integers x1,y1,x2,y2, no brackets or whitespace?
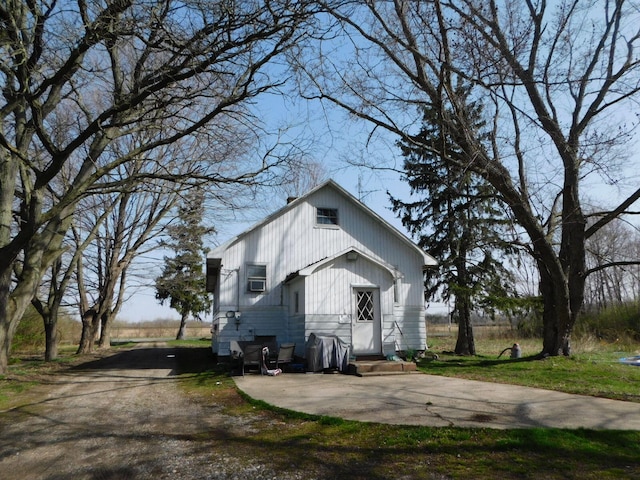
247,264,267,292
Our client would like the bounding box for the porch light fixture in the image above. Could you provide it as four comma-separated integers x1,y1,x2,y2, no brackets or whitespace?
346,251,359,261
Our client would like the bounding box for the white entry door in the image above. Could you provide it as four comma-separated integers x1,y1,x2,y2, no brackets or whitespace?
352,287,382,355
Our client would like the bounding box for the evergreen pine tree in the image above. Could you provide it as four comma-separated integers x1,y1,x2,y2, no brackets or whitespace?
391,94,517,355
155,189,213,340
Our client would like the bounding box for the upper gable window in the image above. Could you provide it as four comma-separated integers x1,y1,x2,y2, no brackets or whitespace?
316,207,339,226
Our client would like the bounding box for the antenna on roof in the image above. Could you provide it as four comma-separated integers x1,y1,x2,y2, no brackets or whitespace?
357,174,377,202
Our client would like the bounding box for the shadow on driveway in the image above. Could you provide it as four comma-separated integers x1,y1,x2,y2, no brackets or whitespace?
70,345,215,376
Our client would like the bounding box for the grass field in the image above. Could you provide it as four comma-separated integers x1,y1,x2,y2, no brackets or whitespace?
110,323,211,340
423,327,640,402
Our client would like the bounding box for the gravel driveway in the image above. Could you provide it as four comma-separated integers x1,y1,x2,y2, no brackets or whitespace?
0,345,312,480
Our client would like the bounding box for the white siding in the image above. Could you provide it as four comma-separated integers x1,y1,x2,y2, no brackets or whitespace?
304,314,352,343
388,306,427,351
304,256,394,316
287,314,306,356
218,190,424,306
211,181,430,356
214,306,287,356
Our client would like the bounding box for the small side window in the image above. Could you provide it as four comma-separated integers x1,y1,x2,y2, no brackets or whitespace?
316,207,338,226
247,264,266,292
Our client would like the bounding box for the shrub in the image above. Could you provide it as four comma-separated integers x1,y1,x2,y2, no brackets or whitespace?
12,306,45,352
516,316,544,338
577,302,640,343
12,306,81,354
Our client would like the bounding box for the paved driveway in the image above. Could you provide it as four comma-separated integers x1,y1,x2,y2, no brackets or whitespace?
235,372,640,430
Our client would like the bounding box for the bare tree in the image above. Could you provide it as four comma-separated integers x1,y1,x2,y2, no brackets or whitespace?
38,127,268,357
31,198,116,361
296,0,640,356
0,0,320,373
32,145,184,359
278,158,329,199
584,216,640,311
75,178,177,354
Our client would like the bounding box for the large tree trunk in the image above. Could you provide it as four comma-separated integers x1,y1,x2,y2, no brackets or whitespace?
97,271,128,349
77,309,100,354
98,312,112,348
33,260,64,362
0,191,74,371
538,175,585,357
453,250,476,355
543,305,573,356
0,270,21,373
0,239,58,372
454,232,476,356
43,294,60,363
33,301,60,362
44,318,59,362
0,269,18,374
176,312,188,340
538,260,574,356
0,324,15,375
454,293,475,356
0,272,49,372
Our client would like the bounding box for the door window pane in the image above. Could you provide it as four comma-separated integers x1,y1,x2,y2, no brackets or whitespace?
356,291,374,322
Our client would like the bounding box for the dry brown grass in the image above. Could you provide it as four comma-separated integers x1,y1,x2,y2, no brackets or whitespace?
111,323,211,339
426,323,639,357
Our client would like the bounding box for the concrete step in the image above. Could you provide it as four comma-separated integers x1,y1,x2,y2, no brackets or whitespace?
348,359,417,376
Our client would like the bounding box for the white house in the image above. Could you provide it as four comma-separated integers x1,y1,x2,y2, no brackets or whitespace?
206,180,437,359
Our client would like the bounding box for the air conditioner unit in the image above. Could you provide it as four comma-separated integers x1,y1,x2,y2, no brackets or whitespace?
248,279,266,292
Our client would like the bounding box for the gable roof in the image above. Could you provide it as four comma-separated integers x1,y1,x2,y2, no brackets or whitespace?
208,179,437,266
285,247,401,283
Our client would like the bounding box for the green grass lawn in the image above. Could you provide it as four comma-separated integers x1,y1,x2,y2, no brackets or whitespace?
420,336,640,402
2,338,640,479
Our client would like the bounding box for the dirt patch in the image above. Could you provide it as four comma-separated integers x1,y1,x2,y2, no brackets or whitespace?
468,413,497,423
0,345,314,480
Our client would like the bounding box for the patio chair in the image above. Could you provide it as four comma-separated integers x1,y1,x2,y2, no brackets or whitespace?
276,343,295,371
242,344,265,375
